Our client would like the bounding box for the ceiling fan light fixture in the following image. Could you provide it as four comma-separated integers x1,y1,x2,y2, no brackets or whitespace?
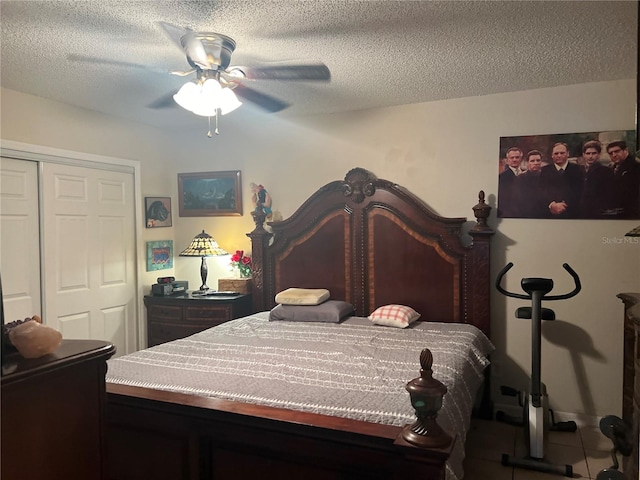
173,81,199,111
173,78,242,117
217,86,242,115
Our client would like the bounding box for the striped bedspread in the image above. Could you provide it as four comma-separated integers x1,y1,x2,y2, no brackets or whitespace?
107,312,494,480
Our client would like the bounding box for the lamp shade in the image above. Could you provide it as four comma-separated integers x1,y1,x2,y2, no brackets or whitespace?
179,230,227,291
179,230,227,257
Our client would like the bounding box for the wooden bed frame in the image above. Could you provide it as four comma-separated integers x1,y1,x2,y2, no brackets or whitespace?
106,168,494,480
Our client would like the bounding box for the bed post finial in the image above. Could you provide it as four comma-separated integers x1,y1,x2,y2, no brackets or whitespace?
398,348,453,449
251,205,268,233
470,190,492,233
248,205,272,313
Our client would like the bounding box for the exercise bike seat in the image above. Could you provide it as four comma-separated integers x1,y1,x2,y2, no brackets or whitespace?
516,306,556,321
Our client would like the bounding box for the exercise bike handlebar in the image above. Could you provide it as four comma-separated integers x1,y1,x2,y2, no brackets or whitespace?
495,262,581,300
495,263,528,299
545,263,581,300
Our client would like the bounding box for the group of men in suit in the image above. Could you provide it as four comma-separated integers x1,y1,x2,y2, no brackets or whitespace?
498,140,640,219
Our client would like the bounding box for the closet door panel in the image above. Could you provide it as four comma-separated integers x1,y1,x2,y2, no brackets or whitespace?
42,163,136,356
0,158,41,323
100,217,127,285
56,215,90,290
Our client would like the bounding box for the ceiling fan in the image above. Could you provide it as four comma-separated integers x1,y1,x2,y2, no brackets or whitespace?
156,22,330,119
70,22,330,136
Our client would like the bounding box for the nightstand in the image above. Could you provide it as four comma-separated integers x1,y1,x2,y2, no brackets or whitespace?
144,292,252,347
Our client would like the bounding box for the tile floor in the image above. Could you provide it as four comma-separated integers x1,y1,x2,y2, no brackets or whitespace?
462,418,623,479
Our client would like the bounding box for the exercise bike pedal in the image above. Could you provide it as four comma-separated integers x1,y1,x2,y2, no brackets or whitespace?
550,420,578,432
549,409,578,432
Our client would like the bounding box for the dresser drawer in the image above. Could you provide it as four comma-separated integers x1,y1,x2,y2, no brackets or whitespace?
185,305,232,321
145,293,251,347
147,305,183,321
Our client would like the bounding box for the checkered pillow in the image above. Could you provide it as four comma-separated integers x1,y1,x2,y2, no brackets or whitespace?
368,304,421,328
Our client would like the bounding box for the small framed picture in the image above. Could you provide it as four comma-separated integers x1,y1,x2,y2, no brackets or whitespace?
145,197,172,228
178,171,242,217
146,240,173,271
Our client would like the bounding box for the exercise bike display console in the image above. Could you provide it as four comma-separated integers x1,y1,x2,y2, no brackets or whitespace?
495,262,581,477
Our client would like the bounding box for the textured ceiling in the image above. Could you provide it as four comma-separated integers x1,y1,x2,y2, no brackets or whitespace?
1,1,637,132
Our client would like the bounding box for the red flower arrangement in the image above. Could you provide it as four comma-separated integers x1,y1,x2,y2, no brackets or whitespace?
230,250,252,278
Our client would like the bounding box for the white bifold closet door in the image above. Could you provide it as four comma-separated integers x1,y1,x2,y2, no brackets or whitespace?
41,162,136,356
0,157,41,324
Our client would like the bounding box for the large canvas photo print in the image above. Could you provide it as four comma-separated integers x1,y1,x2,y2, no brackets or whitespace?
498,130,639,219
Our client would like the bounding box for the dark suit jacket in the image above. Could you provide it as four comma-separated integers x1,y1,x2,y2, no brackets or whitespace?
539,162,583,219
516,171,546,218
498,168,519,218
580,161,613,218
611,156,640,219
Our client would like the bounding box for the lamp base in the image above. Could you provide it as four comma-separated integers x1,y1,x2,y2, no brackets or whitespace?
200,257,209,291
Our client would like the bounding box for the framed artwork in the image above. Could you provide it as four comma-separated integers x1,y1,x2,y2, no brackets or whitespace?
145,197,172,228
178,171,242,217
497,129,637,220
146,240,173,271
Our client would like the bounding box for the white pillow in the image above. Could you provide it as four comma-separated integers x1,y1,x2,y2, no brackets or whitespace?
368,304,421,328
275,288,330,305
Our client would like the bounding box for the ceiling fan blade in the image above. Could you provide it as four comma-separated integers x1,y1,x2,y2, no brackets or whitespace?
147,91,178,109
68,54,156,71
181,31,212,70
158,21,189,52
158,21,210,69
170,68,196,77
228,63,330,82
233,84,289,113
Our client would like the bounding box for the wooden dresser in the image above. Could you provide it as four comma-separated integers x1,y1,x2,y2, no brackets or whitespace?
144,292,252,347
620,292,640,480
1,339,115,480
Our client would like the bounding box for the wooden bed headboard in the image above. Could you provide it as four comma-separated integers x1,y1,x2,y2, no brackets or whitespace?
249,168,495,338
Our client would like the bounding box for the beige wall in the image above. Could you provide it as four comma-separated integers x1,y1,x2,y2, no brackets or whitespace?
1,87,179,291
2,79,638,423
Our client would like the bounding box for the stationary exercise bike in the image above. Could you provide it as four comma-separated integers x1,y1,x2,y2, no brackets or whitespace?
495,262,581,477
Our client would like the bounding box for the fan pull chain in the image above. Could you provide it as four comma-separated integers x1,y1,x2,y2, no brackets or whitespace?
206,111,221,138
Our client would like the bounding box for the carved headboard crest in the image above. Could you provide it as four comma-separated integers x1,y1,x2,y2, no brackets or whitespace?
341,168,378,204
